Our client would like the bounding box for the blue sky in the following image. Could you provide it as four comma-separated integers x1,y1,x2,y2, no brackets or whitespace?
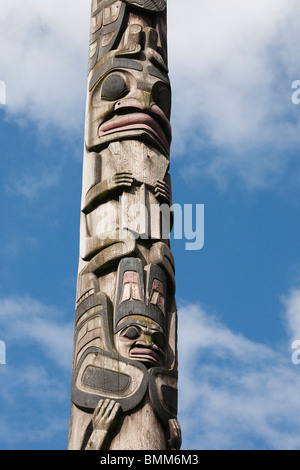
1,0,300,450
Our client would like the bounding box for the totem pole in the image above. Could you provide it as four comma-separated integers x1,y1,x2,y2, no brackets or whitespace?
68,0,181,450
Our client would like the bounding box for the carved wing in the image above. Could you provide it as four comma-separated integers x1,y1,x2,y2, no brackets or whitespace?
72,347,149,412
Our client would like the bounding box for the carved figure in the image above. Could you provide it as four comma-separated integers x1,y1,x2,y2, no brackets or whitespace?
68,0,181,450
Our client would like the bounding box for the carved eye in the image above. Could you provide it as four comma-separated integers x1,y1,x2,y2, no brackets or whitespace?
101,74,128,101
151,82,171,117
123,326,140,340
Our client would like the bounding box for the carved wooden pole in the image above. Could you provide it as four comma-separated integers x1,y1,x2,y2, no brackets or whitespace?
68,0,181,450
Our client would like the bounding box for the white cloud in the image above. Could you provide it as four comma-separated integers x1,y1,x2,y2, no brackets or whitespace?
0,293,300,449
0,0,90,131
0,364,70,448
282,287,300,341
0,295,73,448
0,296,73,369
10,167,62,201
168,0,300,190
1,0,300,190
0,236,39,259
178,302,300,450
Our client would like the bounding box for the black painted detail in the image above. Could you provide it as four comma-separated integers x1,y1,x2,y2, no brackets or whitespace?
148,367,178,424
82,366,130,392
89,58,143,91
71,347,149,412
124,0,166,12
151,81,171,118
101,74,128,100
161,385,177,416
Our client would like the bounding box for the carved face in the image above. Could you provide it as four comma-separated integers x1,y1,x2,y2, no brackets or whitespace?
85,39,172,156
115,315,166,368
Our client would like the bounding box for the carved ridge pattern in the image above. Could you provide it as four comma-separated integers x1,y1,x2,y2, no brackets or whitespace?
124,0,166,11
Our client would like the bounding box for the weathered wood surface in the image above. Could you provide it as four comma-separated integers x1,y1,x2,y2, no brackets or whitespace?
68,0,181,450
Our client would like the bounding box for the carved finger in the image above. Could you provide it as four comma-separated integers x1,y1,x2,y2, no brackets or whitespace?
155,179,170,190
115,178,134,185
102,400,122,426
93,399,117,430
155,179,168,187
115,178,133,182
155,182,169,190
92,399,105,428
114,171,133,179
95,399,109,420
154,190,170,203
113,172,134,187
114,173,133,179
94,399,104,412
155,181,171,196
103,399,116,419
107,402,122,425
111,402,122,419
102,398,112,413
115,173,133,179
93,399,104,418
154,186,169,196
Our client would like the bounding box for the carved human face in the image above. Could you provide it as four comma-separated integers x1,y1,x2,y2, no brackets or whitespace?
115,315,166,368
85,56,172,156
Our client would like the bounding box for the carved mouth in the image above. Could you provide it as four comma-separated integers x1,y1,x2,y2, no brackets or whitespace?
98,111,171,153
130,346,161,365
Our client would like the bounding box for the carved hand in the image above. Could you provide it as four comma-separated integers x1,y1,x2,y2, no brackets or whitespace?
93,398,122,431
83,172,134,214
154,179,171,204
111,171,134,190
86,399,122,450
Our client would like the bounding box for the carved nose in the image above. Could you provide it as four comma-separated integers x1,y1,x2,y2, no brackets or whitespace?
114,98,143,113
136,336,153,347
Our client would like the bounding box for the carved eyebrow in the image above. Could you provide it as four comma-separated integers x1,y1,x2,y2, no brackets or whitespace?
116,319,148,331
116,319,164,334
148,65,169,84
89,58,143,91
150,325,163,333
